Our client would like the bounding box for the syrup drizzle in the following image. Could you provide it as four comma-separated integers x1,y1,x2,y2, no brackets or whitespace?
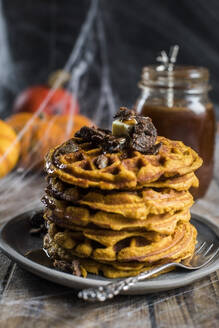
25,248,53,268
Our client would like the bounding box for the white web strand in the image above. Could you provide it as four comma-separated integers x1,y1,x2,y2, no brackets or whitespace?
95,11,117,125
0,0,99,168
0,0,112,223
0,0,18,116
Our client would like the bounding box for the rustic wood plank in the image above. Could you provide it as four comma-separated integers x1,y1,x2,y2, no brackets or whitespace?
151,271,219,328
0,136,218,327
0,261,218,328
0,251,12,295
0,264,152,328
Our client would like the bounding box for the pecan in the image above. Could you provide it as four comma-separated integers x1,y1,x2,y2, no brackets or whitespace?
95,154,109,169
53,260,73,273
126,115,158,154
56,139,79,156
75,126,111,143
113,107,136,121
72,260,82,277
53,259,82,277
75,108,159,155
75,126,122,153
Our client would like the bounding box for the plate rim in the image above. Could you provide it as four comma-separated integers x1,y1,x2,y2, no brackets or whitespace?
0,210,219,293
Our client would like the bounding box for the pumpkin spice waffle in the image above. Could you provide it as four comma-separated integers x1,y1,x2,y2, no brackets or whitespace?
44,207,191,235
44,221,197,278
42,107,202,279
142,172,199,191
44,186,193,219
47,172,199,201
45,135,202,190
67,258,177,278
42,190,193,229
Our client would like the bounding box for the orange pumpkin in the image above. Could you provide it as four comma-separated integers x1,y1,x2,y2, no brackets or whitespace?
13,86,79,116
12,70,79,115
0,120,20,177
6,113,92,169
47,114,93,139
6,112,41,163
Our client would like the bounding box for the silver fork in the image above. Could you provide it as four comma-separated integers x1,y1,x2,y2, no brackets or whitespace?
78,241,219,302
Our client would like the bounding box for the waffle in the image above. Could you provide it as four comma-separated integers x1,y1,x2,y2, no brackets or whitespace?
44,207,191,235
42,109,202,279
44,221,196,277
43,191,192,228
47,172,199,197
142,172,199,191
44,185,193,220
49,254,177,278
45,136,202,190
70,258,176,278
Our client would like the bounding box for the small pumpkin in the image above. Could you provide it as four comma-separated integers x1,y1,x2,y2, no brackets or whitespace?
0,120,20,178
12,70,79,115
6,112,41,163
30,119,65,167
49,114,93,139
6,113,92,169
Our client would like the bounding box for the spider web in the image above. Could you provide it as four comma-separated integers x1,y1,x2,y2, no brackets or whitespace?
0,0,117,223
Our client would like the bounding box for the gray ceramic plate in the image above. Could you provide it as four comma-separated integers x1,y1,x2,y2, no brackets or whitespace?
0,211,218,295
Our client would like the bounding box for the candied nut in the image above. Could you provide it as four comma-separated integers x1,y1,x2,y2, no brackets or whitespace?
55,139,79,156
53,259,82,277
74,108,159,155
53,259,72,273
95,154,109,169
113,107,136,121
72,259,82,277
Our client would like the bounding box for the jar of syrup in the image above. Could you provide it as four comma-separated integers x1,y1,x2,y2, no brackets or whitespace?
136,65,216,199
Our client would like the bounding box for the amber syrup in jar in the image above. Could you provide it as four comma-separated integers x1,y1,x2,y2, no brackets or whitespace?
136,65,216,199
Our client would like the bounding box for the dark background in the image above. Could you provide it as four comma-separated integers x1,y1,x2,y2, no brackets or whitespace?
1,0,219,120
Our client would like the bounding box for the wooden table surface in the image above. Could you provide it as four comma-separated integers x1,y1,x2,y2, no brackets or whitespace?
0,137,219,328
0,253,218,328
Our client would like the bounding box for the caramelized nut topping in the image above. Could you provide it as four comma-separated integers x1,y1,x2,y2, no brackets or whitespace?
75,107,159,155
95,154,109,169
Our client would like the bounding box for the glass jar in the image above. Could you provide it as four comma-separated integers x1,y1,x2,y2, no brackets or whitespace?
135,66,216,199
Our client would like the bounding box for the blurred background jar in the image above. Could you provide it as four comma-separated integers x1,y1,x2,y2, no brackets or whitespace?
135,65,216,199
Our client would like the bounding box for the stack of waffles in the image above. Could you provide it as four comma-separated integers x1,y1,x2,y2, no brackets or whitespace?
42,110,202,278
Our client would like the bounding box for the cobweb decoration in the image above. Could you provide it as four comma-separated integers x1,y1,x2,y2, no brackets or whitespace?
0,0,18,115
0,0,117,223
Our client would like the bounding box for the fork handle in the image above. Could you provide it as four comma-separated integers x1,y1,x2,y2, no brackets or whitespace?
78,262,175,302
